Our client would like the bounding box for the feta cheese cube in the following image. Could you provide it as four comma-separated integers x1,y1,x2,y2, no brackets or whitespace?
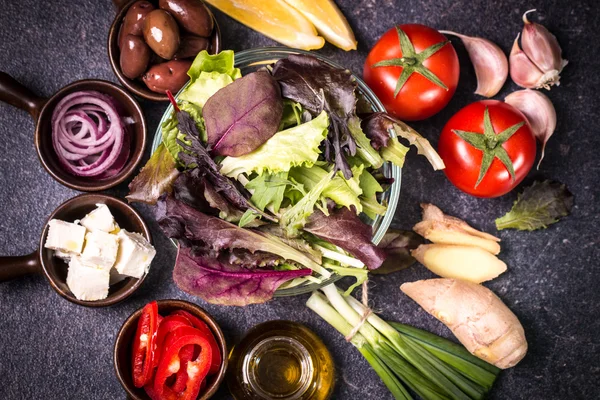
66,256,110,301
80,204,117,233
109,268,130,285
113,230,156,279
81,230,119,270
44,219,86,255
54,250,74,261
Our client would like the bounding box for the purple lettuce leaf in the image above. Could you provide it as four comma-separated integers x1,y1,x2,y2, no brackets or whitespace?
156,196,323,272
174,247,310,306
304,207,386,270
177,114,275,222
203,71,283,157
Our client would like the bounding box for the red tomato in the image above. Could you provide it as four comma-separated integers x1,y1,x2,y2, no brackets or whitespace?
438,100,536,198
363,24,459,121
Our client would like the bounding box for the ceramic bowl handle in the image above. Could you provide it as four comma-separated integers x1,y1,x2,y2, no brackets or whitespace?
0,251,42,282
0,72,45,119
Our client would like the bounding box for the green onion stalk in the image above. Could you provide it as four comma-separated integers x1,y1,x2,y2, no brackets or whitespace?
306,284,501,400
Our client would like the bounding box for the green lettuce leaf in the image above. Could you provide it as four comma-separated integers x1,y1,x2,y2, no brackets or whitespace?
381,136,410,168
289,164,363,213
495,180,573,231
219,110,329,177
348,116,384,168
180,50,242,109
246,172,289,213
358,167,386,219
280,99,304,130
280,171,334,237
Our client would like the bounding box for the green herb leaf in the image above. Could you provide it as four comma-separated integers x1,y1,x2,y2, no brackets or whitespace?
238,209,259,228
495,180,574,231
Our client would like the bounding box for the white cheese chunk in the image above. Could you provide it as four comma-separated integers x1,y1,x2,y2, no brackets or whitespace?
66,256,110,301
81,230,119,270
44,219,86,255
80,204,117,233
113,230,156,279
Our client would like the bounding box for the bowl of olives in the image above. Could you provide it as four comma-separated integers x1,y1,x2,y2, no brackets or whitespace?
108,0,221,102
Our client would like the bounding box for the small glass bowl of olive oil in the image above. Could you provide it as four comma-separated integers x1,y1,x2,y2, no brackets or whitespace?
228,320,335,400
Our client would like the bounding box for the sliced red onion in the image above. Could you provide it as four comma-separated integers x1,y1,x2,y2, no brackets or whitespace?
51,91,129,178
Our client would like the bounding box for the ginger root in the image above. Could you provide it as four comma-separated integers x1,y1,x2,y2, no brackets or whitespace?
414,204,501,254
401,278,527,369
411,244,507,284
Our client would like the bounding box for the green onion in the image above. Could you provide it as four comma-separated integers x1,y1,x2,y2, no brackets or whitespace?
307,284,501,400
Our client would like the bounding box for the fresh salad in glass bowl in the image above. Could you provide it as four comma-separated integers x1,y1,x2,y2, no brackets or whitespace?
127,48,444,306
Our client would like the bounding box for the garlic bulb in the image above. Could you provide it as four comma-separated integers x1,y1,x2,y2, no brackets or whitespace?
509,10,568,90
440,31,508,97
505,89,556,168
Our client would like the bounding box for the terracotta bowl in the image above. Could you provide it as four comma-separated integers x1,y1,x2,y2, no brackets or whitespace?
108,0,222,102
114,299,228,399
0,193,152,307
0,72,147,191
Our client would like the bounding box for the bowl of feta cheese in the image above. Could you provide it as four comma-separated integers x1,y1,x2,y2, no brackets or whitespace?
39,193,156,306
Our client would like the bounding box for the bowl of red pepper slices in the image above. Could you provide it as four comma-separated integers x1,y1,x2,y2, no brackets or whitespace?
114,300,227,399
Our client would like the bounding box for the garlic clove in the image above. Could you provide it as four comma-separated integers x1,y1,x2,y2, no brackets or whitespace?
505,89,556,169
509,34,547,89
521,10,568,75
440,31,508,97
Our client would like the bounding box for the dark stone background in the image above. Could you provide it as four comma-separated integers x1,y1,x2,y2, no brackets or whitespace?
0,0,598,398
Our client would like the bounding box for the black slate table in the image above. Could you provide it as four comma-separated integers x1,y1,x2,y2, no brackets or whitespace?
1,0,599,399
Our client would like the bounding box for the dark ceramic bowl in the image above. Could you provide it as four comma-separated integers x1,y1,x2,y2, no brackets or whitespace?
114,299,228,399
0,193,152,307
0,72,147,191
108,0,222,102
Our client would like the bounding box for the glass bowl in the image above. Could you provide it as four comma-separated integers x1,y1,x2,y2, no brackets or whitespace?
152,47,401,296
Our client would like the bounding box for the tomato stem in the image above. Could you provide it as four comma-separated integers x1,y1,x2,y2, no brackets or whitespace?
371,26,450,96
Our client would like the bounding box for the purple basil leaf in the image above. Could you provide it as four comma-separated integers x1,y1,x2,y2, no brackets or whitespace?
173,169,213,213
174,247,311,306
203,71,283,157
177,115,276,222
370,229,424,275
272,54,358,179
304,207,386,270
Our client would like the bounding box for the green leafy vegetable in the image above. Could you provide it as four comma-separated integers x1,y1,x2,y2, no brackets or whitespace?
203,71,284,157
290,165,362,213
272,54,381,178
371,229,424,275
187,50,241,82
126,143,179,205
495,180,574,231
180,50,241,109
359,169,386,219
238,209,259,228
381,137,410,168
246,172,289,213
219,110,329,177
280,99,304,130
280,171,334,237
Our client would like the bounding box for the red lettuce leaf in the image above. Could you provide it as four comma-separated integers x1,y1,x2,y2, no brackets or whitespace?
304,207,386,270
174,247,310,306
177,114,275,222
156,196,323,272
126,143,180,205
203,71,283,157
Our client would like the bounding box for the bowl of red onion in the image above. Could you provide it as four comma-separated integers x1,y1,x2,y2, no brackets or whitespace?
0,73,147,191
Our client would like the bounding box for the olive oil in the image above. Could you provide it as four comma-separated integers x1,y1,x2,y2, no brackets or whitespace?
228,321,335,400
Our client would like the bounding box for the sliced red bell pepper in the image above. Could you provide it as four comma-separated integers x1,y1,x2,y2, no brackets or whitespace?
153,315,193,369
132,301,159,388
143,382,160,400
170,310,222,375
171,344,195,393
154,326,213,400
